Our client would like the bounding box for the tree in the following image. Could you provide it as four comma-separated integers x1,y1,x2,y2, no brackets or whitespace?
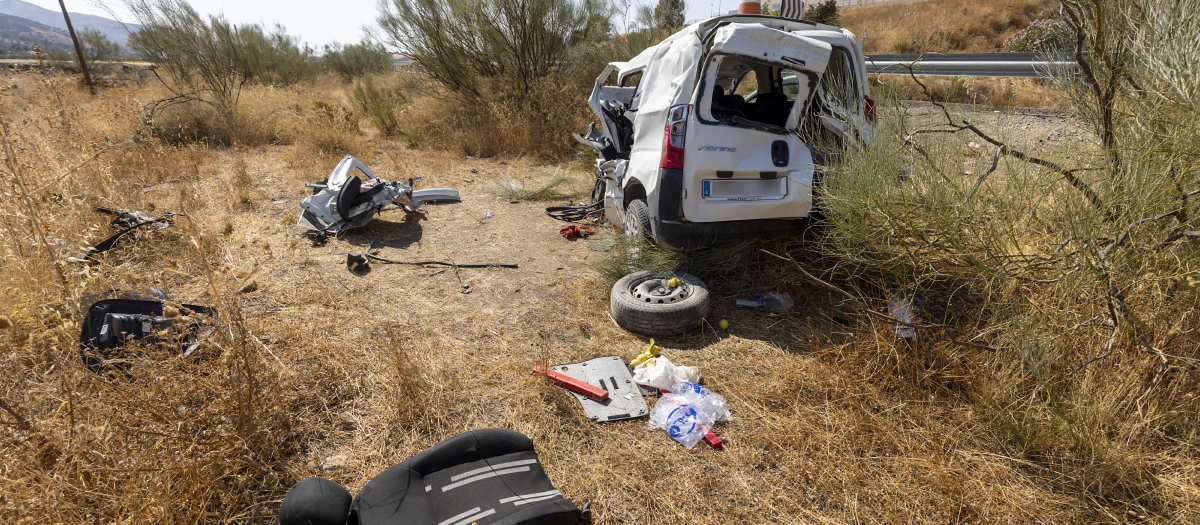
322,41,392,82
654,0,686,30
47,29,120,74
375,0,611,97
803,0,840,27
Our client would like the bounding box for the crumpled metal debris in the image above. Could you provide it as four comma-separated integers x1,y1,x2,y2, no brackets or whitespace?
297,155,460,239
68,206,174,263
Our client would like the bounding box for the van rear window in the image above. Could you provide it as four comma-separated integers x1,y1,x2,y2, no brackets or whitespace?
698,55,813,131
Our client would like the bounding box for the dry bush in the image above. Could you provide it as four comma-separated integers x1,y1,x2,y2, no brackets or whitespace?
405,75,593,159
491,167,575,202
843,0,1056,54
873,74,1068,108
150,85,305,147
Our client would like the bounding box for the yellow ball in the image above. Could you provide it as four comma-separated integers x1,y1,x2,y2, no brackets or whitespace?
719,319,729,330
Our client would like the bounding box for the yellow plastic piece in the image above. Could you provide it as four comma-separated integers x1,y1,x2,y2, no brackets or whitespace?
630,338,662,367
667,277,680,288
719,319,729,330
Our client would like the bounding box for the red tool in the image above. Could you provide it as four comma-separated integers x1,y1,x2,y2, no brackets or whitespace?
703,430,723,448
533,367,609,403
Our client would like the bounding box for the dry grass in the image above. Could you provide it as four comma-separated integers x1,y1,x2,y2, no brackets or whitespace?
873,74,1069,108
403,75,594,159
2,63,1198,525
843,0,1057,54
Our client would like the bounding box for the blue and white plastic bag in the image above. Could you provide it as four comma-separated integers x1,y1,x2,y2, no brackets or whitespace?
648,382,731,448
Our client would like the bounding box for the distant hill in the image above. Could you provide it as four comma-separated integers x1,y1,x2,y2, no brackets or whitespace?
0,0,139,49
0,12,72,54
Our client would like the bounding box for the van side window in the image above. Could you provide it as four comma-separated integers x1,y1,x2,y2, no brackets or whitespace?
621,71,642,87
732,70,757,97
815,49,856,117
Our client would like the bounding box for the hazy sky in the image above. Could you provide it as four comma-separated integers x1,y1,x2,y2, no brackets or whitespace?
30,0,726,49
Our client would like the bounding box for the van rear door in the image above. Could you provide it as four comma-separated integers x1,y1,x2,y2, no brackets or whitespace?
682,24,832,223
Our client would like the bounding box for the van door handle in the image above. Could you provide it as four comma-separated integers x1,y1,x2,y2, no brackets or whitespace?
771,140,789,167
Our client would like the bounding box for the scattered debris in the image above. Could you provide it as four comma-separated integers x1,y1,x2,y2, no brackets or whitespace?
481,212,495,219
735,291,794,312
346,239,518,272
297,155,460,239
632,354,701,391
320,454,348,471
540,356,647,422
68,206,174,263
559,225,594,239
78,296,216,373
629,339,660,368
648,382,731,449
887,291,920,340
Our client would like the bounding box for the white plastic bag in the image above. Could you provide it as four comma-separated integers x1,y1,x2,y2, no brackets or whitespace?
648,382,731,448
632,355,701,391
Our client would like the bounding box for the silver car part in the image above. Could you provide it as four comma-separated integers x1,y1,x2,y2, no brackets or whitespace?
297,155,460,235
549,355,648,422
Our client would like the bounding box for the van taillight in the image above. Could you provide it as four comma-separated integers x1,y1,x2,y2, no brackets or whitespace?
660,104,689,169
864,95,876,124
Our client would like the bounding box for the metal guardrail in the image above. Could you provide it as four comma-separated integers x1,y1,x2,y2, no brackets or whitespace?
864,53,1077,78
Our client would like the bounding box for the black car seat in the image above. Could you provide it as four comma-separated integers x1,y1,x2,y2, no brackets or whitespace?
279,429,581,525
335,175,386,221
712,85,749,117
750,92,790,127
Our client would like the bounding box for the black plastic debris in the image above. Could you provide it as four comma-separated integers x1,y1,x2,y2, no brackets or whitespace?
69,206,174,263
78,298,215,373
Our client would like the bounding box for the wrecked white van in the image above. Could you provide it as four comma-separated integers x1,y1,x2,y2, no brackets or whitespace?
576,15,875,249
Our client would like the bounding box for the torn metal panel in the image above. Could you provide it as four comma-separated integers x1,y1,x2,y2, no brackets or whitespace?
298,155,460,236
550,355,648,422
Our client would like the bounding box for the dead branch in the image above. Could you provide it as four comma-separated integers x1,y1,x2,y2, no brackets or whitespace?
965,146,1003,201
901,63,1106,212
0,398,33,431
1160,229,1200,246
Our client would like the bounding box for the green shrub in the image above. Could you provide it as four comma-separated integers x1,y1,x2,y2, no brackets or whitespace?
804,0,841,27
351,74,408,137
375,0,610,96
321,41,393,82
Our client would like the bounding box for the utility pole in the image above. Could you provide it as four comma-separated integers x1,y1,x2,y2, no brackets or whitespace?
57,0,96,95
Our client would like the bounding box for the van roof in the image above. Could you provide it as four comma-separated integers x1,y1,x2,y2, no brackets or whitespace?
612,15,845,75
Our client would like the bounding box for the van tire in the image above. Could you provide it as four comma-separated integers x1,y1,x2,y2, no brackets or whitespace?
611,271,710,336
624,199,652,242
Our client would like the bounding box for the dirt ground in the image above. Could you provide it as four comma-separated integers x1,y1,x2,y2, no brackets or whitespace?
10,73,1191,523
186,103,1139,524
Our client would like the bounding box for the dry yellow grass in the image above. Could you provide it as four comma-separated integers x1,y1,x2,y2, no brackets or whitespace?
874,74,1069,108
1,67,1197,525
843,0,1057,54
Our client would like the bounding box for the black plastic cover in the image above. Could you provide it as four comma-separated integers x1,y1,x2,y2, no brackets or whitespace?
79,299,215,372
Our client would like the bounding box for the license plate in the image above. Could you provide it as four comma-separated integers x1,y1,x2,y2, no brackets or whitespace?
701,178,788,201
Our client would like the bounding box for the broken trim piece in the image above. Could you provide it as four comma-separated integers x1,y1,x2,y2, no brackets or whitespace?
69,207,174,263
347,239,518,271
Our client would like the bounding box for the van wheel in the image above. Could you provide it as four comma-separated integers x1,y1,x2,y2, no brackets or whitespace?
623,199,652,242
610,271,710,336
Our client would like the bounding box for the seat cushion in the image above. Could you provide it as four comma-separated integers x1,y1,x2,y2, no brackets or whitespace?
350,465,436,525
335,176,363,221
280,477,353,525
421,451,577,525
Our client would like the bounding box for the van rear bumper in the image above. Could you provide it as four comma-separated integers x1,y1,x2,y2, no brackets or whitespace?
649,168,810,250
